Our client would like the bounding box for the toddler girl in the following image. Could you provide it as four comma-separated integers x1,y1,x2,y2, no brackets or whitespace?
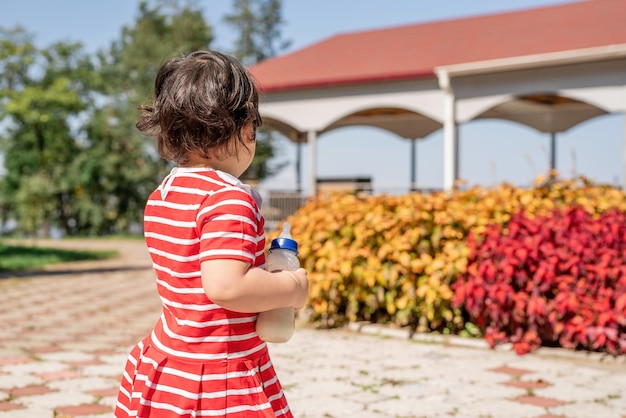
115,50,309,418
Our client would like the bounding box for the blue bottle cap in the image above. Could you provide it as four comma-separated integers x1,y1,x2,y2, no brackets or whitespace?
270,237,298,255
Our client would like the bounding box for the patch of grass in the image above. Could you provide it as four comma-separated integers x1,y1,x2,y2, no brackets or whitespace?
0,244,117,272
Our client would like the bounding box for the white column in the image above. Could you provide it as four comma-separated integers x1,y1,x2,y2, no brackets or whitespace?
295,140,302,193
410,138,417,191
307,130,317,196
438,70,458,191
550,132,557,171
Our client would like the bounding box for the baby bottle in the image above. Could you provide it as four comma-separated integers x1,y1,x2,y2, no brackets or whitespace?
256,222,299,343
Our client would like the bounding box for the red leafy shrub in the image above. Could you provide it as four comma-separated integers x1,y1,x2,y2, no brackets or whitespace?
452,205,626,355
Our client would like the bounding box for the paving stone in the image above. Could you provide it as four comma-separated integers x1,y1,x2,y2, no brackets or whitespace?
37,351,96,363
97,353,129,365
513,395,569,408
76,414,118,418
0,374,43,389
65,359,104,367
0,401,24,412
79,364,125,378
12,343,64,354
35,370,83,381
0,357,34,366
468,398,545,417
501,378,551,389
48,377,118,392
8,385,57,397
0,407,51,418
54,403,112,416
549,401,626,418
16,388,94,410
85,386,119,398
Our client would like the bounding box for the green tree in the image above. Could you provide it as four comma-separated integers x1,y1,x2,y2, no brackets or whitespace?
224,0,290,66
224,0,290,182
0,27,98,236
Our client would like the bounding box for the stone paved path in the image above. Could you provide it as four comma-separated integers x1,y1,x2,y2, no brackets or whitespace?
0,239,625,417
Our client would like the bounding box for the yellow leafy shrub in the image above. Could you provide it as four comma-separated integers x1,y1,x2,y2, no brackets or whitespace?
266,175,626,332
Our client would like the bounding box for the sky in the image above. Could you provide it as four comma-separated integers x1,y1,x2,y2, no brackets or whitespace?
2,0,623,194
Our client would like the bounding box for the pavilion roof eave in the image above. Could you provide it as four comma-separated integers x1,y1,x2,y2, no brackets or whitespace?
256,70,435,94
435,43,626,79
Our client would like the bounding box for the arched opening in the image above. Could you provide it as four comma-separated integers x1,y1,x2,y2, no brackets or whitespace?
260,116,306,143
473,93,609,171
321,107,442,191
321,107,442,139
475,93,608,133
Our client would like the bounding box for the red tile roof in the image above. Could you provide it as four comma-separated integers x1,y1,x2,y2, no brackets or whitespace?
249,0,626,92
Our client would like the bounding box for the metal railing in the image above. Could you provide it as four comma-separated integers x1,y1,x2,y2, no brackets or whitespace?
260,185,443,231
261,190,309,231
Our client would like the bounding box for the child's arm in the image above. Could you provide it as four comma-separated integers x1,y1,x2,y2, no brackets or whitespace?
201,259,309,313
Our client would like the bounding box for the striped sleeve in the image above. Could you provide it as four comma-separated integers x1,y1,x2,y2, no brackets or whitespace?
196,186,260,264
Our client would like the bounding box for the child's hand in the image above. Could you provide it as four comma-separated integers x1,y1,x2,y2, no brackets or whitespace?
284,268,309,310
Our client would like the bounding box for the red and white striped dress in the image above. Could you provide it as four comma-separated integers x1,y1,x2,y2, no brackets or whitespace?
115,167,292,418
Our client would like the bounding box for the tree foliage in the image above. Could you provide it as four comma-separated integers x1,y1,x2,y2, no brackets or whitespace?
0,27,98,236
0,0,290,236
224,0,290,66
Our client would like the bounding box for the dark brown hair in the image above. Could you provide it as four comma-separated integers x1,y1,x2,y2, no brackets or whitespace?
136,50,262,164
